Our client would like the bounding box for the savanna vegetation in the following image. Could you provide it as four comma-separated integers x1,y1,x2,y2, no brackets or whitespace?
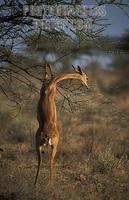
0,0,129,200
0,64,129,200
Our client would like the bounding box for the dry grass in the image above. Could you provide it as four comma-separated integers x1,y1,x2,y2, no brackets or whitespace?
0,69,129,200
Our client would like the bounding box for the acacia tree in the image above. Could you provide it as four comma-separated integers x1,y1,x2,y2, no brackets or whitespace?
0,0,129,111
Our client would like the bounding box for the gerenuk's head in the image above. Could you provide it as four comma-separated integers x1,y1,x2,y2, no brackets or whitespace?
72,65,89,89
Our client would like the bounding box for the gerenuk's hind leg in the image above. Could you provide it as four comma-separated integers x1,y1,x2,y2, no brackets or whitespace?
49,136,59,182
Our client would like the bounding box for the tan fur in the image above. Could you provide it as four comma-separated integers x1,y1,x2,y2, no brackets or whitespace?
34,65,88,185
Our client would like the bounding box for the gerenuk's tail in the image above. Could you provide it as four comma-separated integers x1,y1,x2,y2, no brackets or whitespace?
34,146,42,185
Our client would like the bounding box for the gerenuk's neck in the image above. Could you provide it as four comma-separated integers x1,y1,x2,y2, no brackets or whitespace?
49,73,81,86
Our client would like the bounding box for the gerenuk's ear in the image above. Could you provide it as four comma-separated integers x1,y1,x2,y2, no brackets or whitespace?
44,64,48,80
47,63,54,78
72,65,78,73
77,66,83,75
47,63,51,69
